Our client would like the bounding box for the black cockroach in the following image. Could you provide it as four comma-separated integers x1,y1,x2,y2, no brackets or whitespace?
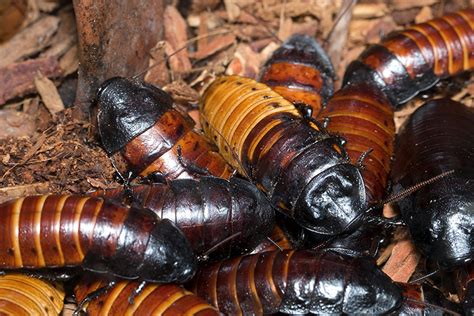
391,99,474,268
91,176,275,260
199,75,366,238
0,195,196,283
95,76,234,181
259,33,335,118
192,249,401,315
0,273,65,316
344,9,474,107
74,275,219,316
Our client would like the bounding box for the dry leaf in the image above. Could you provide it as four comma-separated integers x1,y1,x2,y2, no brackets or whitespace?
34,73,64,115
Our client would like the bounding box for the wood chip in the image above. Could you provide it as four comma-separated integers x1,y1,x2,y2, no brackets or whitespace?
34,73,65,115
0,15,59,67
415,6,433,23
164,5,191,74
0,182,50,204
0,110,36,139
225,43,263,79
41,7,77,58
190,33,236,60
59,45,78,76
145,41,170,87
0,57,62,105
353,3,388,19
382,230,421,282
224,0,240,21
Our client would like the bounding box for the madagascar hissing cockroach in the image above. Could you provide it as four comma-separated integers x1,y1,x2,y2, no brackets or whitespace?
0,273,65,316
319,82,395,204
344,9,474,107
250,224,292,254
391,99,474,268
191,249,402,314
259,34,335,118
0,195,196,283
200,75,366,237
96,76,233,181
91,176,275,260
74,275,219,316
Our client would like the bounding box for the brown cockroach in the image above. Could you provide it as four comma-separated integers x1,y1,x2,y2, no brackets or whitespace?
344,9,474,107
0,273,65,316
74,276,219,316
259,34,335,118
0,195,196,283
96,77,233,181
91,176,275,260
199,75,366,238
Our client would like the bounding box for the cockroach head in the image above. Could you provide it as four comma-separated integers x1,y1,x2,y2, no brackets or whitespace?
95,77,173,155
294,163,366,236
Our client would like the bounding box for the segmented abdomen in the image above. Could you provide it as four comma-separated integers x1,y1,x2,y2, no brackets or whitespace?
75,277,219,316
97,77,233,180
344,9,474,106
391,99,474,267
319,83,395,203
200,75,366,235
192,249,401,315
0,274,65,316
259,34,335,118
92,176,275,259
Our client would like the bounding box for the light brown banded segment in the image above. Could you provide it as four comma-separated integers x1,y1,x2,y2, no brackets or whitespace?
344,9,474,106
75,277,219,316
319,83,395,203
0,273,65,316
0,195,105,268
200,75,301,174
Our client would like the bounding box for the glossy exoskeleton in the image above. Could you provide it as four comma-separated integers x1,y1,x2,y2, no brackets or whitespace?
0,273,65,316
320,82,395,203
344,9,474,107
0,195,196,283
259,34,335,118
200,75,366,237
96,77,233,180
192,249,402,314
391,99,474,268
75,275,219,316
250,224,292,254
91,176,275,260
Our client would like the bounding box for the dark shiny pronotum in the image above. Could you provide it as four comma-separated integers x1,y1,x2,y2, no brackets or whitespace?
96,77,233,181
259,34,335,118
391,99,474,268
91,176,275,260
75,276,219,316
344,9,474,107
0,195,196,283
200,75,366,238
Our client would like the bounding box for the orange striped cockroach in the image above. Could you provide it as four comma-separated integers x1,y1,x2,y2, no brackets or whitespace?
344,9,474,107
200,75,366,238
0,195,196,283
259,34,335,119
74,275,219,316
91,176,275,260
95,76,234,181
0,273,65,316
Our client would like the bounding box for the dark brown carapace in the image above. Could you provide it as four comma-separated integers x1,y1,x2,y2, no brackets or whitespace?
192,249,402,315
0,195,196,283
75,276,219,316
200,75,366,237
91,176,275,260
344,9,474,106
319,83,395,203
259,34,335,118
96,77,233,180
0,274,65,316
